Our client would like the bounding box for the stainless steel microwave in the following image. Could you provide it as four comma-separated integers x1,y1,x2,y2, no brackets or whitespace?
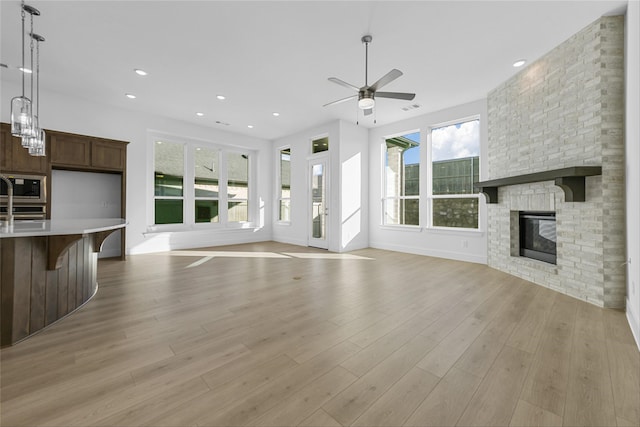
0,174,46,203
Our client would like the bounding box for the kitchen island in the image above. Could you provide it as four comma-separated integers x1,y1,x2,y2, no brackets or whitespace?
0,218,126,346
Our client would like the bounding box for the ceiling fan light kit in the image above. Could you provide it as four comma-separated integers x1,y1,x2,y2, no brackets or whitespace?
358,96,375,110
324,34,415,118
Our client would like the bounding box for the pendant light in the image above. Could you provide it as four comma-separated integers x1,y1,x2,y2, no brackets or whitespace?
10,2,33,137
26,33,45,156
21,6,38,146
10,1,45,157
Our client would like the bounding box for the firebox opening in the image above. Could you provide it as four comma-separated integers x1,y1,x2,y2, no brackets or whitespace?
519,211,556,264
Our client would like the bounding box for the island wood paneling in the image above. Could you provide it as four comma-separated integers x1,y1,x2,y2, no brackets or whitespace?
0,235,98,346
29,237,47,333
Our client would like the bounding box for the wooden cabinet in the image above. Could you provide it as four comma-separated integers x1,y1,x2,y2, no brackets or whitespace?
50,132,91,168
91,140,126,170
49,131,127,171
0,123,48,174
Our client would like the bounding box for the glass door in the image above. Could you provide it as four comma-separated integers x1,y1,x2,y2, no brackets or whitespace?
308,157,329,249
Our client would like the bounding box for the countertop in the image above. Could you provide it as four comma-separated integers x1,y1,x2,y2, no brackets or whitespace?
0,218,127,238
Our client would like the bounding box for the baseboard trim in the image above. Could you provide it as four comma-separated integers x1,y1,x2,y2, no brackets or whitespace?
369,240,487,264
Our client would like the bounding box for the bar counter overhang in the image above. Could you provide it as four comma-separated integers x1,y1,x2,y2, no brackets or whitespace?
0,218,126,346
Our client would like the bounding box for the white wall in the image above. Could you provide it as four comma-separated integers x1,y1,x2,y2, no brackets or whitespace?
368,99,488,264
271,119,368,252
0,81,273,255
625,0,640,349
338,120,369,252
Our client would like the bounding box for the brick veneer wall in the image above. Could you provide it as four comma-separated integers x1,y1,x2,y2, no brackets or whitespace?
486,16,625,308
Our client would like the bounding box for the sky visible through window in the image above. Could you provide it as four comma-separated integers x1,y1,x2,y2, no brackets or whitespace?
432,120,480,161
403,132,420,164
403,121,480,165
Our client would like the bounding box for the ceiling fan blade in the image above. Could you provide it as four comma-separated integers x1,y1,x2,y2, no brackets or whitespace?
323,94,357,107
369,69,403,92
328,77,360,91
375,91,416,101
364,108,373,116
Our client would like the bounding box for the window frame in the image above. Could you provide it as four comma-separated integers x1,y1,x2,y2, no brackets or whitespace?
276,145,291,224
427,116,481,231
225,149,251,225
381,129,421,227
193,145,221,224
379,115,483,233
148,132,255,231
153,139,186,226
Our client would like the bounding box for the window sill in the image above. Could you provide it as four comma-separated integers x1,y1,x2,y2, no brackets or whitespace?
144,222,258,235
378,224,485,236
379,224,421,232
425,226,485,236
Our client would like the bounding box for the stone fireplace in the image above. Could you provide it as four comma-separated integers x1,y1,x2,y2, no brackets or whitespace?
485,16,626,308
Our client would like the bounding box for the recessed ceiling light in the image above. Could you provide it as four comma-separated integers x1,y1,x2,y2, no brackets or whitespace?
18,67,32,74
196,112,204,117
247,125,254,129
272,112,280,117
216,95,226,100
134,69,147,76
513,59,526,67
125,93,136,99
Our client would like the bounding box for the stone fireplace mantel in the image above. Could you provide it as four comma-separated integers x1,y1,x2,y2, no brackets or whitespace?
476,166,602,203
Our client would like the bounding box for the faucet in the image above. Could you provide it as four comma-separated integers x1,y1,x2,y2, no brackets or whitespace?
0,174,14,228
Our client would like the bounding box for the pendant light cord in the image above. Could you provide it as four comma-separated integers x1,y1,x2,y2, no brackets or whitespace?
35,38,39,119
20,1,25,97
29,10,34,118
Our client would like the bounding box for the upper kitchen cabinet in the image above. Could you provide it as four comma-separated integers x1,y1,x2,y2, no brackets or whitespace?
0,123,48,174
91,140,126,171
49,130,127,172
50,131,91,168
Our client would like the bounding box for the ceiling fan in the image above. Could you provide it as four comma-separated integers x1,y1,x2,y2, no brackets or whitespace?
323,35,416,116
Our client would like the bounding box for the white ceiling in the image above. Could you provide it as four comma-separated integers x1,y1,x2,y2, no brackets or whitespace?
0,1,628,141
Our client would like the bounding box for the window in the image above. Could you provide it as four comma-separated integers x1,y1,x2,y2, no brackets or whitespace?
382,132,420,226
312,137,328,154
152,135,253,228
430,119,480,229
227,152,249,222
154,140,184,224
278,147,291,222
194,147,219,223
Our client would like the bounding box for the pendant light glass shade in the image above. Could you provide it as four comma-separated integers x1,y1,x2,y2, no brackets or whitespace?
35,128,46,156
10,96,32,137
27,128,45,156
22,115,38,147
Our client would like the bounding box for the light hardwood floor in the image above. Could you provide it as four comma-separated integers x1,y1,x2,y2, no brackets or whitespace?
1,242,638,426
